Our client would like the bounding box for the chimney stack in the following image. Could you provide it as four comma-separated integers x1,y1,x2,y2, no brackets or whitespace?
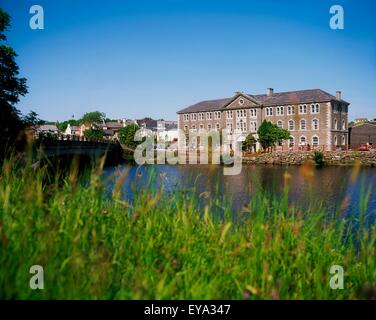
336,90,342,100
267,88,274,96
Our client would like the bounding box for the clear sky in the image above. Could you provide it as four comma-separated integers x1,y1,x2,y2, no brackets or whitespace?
2,0,375,121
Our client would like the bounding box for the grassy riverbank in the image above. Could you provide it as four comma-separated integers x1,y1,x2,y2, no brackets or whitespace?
0,157,375,299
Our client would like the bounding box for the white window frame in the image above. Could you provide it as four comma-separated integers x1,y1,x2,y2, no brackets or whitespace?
299,104,307,114
287,105,295,115
288,120,295,131
312,135,319,147
312,118,319,130
299,135,307,145
206,112,212,120
250,121,257,132
277,120,283,128
226,110,233,119
300,119,307,131
249,108,257,118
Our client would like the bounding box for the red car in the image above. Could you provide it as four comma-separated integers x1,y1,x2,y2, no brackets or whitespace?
358,144,372,151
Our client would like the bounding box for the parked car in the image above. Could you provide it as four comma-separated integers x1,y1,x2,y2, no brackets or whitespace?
358,144,372,151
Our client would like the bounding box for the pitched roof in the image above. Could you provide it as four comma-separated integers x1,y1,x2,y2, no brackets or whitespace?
177,89,349,114
37,124,59,132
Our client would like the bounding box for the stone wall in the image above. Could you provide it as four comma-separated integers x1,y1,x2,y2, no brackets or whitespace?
243,150,376,166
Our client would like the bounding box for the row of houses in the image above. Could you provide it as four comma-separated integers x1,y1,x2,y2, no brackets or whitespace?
35,118,179,142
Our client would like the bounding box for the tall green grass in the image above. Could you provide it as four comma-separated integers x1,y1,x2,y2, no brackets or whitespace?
0,157,375,299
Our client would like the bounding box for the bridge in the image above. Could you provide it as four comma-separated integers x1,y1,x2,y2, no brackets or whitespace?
33,139,124,165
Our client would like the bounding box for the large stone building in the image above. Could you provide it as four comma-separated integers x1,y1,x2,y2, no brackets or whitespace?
349,121,376,148
177,88,349,151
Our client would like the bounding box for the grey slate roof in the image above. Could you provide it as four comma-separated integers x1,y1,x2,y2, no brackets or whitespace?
177,89,349,114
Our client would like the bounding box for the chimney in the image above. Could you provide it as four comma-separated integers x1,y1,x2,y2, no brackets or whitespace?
336,90,342,100
267,88,274,96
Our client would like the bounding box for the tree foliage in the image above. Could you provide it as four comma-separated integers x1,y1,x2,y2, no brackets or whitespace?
56,119,80,132
118,124,140,150
80,111,105,125
0,9,28,158
257,120,290,151
83,128,104,140
242,133,257,151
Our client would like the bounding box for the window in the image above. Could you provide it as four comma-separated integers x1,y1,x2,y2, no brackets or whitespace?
250,121,257,132
206,112,212,120
191,113,197,121
184,125,188,131
239,98,244,105
226,110,233,119
342,135,346,145
249,108,257,118
299,104,307,114
334,135,338,145
214,111,221,120
277,120,283,128
287,105,295,115
183,114,189,121
226,122,233,132
207,124,212,131
276,106,284,116
311,103,320,114
215,123,220,131
236,119,247,132
199,124,204,132
289,137,295,147
342,119,346,130
312,119,319,130
191,125,196,131
265,107,273,116
300,119,306,130
312,136,319,147
288,120,295,131
300,136,307,145
236,109,246,118
334,119,338,130
198,113,205,121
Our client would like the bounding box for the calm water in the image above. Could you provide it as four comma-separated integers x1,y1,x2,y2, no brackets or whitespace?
103,164,376,219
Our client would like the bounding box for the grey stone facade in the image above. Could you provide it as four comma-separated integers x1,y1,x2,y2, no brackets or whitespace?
177,89,349,151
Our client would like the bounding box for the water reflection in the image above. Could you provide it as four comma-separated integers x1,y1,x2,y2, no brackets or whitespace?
103,164,376,219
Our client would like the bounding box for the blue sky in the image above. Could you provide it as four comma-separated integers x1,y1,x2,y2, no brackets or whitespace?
2,0,376,121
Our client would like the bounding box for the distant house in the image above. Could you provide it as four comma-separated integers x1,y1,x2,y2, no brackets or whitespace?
349,121,376,148
157,120,178,142
35,124,59,137
64,124,81,136
136,118,159,131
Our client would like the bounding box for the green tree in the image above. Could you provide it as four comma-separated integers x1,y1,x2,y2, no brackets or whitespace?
242,133,257,151
56,119,80,132
23,110,44,127
257,120,290,151
80,111,105,125
118,124,140,150
0,9,28,158
83,128,104,140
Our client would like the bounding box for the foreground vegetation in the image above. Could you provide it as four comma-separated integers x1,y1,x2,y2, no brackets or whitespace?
0,156,375,299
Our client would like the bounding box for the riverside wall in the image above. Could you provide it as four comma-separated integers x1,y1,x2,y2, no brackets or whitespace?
242,150,376,166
